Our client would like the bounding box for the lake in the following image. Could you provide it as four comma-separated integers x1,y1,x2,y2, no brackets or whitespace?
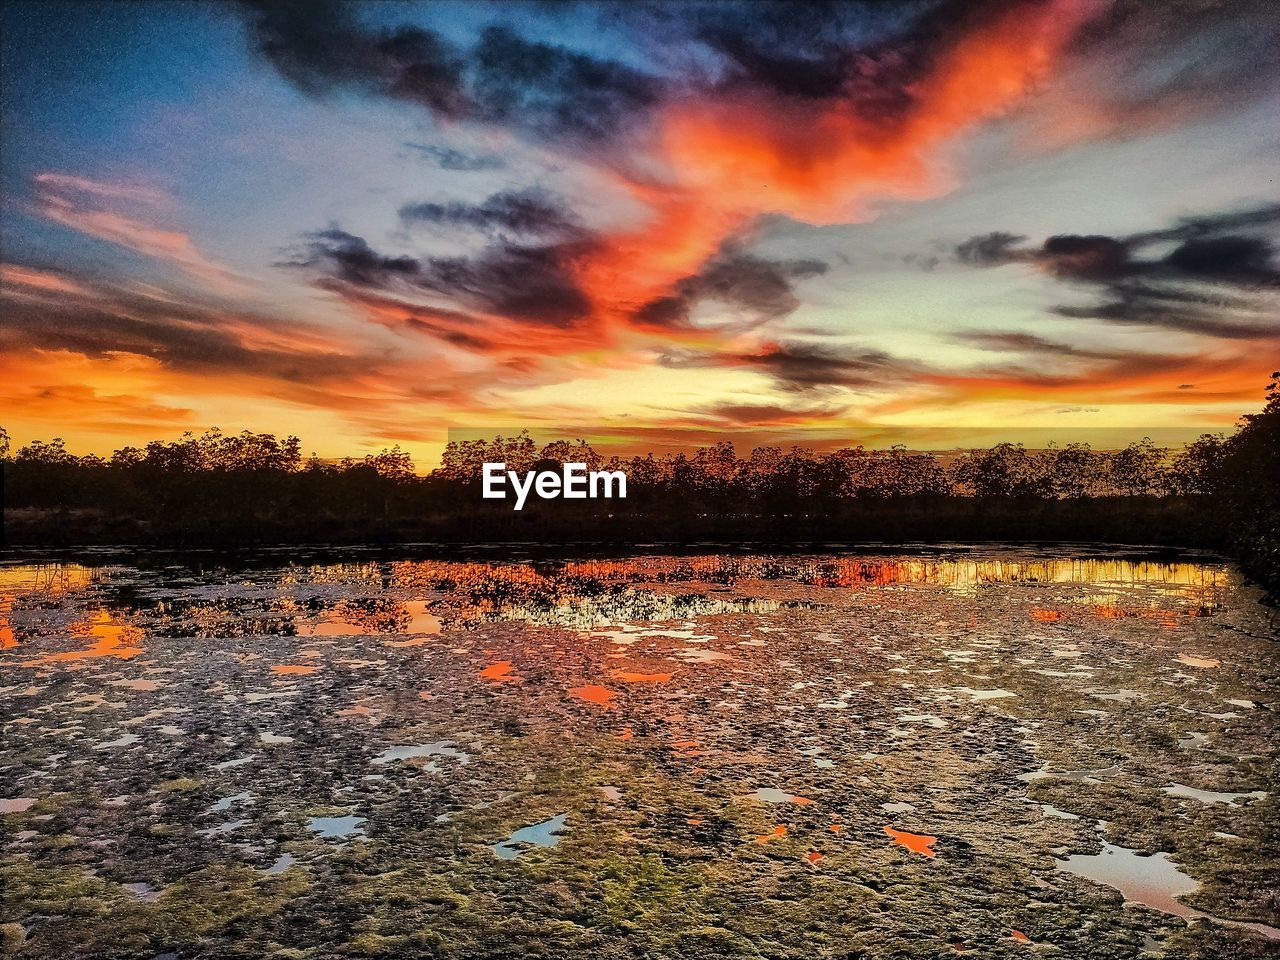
1,547,1276,958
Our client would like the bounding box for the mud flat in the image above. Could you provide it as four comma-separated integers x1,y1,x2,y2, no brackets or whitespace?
1,550,1277,959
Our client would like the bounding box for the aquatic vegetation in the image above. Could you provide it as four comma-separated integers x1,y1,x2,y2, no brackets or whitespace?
1,550,1276,958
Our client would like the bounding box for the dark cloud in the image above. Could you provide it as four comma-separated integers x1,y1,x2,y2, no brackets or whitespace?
237,1,661,146
1051,285,1274,340
662,341,916,392
1127,203,1280,245
699,400,850,425
1039,235,1130,280
955,231,1026,267
1163,236,1275,281
953,204,1280,339
403,142,505,171
419,240,596,327
952,331,1123,360
0,274,373,383
399,188,582,238
238,0,468,115
239,0,1280,158
1061,0,1280,140
596,0,976,115
635,252,827,329
469,25,660,145
291,228,420,287
292,227,597,328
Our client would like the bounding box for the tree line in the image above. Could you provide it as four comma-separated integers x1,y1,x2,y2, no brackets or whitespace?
1,375,1275,599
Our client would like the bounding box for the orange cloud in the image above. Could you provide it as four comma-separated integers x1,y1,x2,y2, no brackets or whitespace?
32,173,244,293
0,264,94,298
567,0,1107,339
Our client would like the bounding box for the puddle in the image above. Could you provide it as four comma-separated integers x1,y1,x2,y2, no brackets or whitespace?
754,788,813,805
209,792,253,814
122,882,161,902
1055,841,1280,938
953,687,1017,701
371,742,470,766
569,684,617,707
110,678,161,691
212,756,255,771
1162,783,1266,806
264,853,297,874
1175,653,1220,669
478,660,516,682
96,733,142,749
494,813,568,859
884,826,937,858
308,815,366,839
1,798,36,813
1092,690,1145,702
611,670,672,683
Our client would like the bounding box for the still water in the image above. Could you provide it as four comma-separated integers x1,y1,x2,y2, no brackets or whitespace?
1,548,1276,958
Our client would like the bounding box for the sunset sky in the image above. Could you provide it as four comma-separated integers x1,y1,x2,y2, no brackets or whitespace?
2,0,1278,463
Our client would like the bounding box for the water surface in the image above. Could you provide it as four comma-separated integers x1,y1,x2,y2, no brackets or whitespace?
1,549,1276,958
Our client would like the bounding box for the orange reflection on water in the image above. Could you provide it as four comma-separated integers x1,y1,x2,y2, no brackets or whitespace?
0,602,14,650
0,563,97,595
25,610,143,664
884,825,938,858
479,660,517,683
1175,653,1220,669
756,825,787,844
570,684,617,707
1030,609,1065,622
807,851,824,864
271,664,319,675
385,635,432,648
611,670,673,683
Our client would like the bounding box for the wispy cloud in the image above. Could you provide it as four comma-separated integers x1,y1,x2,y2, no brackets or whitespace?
32,173,245,293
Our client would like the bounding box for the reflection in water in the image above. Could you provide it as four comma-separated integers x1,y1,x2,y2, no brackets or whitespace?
307,815,366,839
371,742,470,767
1162,783,1266,806
479,660,517,683
495,814,568,859
25,610,143,664
0,549,1274,955
265,853,297,874
1057,842,1280,939
1175,653,1220,669
884,826,938,858
611,669,672,683
0,599,13,650
756,825,788,844
570,684,617,707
